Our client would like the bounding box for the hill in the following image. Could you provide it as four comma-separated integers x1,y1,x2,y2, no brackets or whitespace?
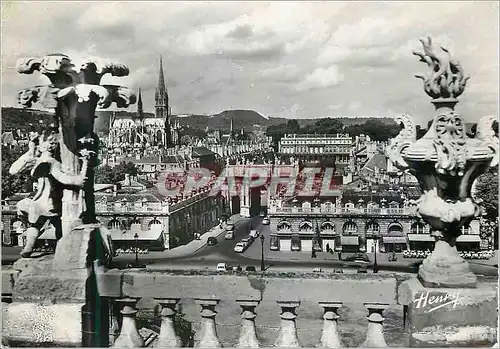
1,106,398,135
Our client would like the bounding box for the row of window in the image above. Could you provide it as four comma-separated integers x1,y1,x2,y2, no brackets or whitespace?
108,219,161,230
275,220,472,235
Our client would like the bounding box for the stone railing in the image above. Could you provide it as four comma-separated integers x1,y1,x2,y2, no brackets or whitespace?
269,206,416,216
97,270,407,347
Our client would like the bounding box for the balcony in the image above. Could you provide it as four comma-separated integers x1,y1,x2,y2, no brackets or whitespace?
97,269,409,347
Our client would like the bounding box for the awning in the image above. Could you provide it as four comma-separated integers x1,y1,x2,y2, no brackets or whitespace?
383,236,407,244
341,236,359,245
407,234,435,242
457,235,481,243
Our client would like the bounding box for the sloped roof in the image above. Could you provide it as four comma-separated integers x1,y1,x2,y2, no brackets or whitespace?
192,146,216,157
361,153,387,172
95,192,162,203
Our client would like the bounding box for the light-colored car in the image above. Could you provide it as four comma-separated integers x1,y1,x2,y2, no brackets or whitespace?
226,223,235,231
224,231,234,240
262,217,270,225
216,263,227,272
241,238,250,245
234,243,245,253
249,230,260,238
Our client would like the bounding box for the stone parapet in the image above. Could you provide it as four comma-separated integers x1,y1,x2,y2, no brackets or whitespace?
398,277,498,347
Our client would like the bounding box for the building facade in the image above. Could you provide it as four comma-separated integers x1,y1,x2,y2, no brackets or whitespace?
267,187,483,253
278,133,352,174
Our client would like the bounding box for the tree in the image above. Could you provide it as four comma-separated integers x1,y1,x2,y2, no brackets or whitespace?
95,162,138,184
474,167,499,248
286,119,300,134
180,135,192,146
2,145,35,198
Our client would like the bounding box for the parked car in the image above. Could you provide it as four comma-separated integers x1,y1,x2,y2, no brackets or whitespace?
313,268,324,273
249,230,260,239
245,266,256,272
207,237,218,246
262,217,270,225
226,223,235,231
344,253,370,263
224,231,234,240
241,238,250,245
233,265,242,271
357,266,368,273
216,263,227,272
234,243,245,253
259,211,265,217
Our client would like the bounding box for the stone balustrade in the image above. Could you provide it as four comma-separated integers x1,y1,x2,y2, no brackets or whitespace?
97,269,407,347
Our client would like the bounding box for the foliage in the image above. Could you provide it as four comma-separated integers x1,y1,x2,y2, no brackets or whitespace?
474,167,498,220
95,162,138,184
2,145,35,198
344,119,400,141
180,134,192,146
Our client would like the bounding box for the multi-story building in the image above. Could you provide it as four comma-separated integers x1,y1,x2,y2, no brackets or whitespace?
267,184,483,253
2,183,227,251
278,133,352,173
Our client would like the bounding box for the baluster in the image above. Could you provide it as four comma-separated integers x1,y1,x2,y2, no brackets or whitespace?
113,298,145,348
236,300,260,348
275,301,301,347
360,303,387,348
319,302,343,348
154,298,182,347
109,299,121,346
195,299,221,348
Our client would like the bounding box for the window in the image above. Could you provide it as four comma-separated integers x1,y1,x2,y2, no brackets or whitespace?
277,221,292,231
299,221,313,231
108,219,121,230
411,222,426,234
388,223,403,235
291,234,301,251
343,222,357,235
321,221,335,232
302,201,311,210
366,221,380,235
148,219,162,229
461,225,471,235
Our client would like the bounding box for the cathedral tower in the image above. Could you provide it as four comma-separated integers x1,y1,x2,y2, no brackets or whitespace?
137,87,144,120
155,56,172,147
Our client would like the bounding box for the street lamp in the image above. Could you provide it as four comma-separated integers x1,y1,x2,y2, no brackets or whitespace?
260,234,265,271
373,234,380,273
134,232,139,267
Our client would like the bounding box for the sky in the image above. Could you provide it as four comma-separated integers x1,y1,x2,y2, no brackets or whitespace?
1,1,498,125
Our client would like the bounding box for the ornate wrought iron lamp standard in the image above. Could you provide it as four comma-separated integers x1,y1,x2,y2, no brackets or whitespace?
134,232,139,267
260,234,265,271
388,37,498,288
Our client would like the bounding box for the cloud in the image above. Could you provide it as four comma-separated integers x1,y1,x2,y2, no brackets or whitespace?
1,2,497,121
295,66,344,91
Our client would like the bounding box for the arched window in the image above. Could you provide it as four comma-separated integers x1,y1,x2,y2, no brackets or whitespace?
345,202,354,209
129,218,141,229
411,222,426,234
366,221,380,235
389,201,399,208
343,221,357,235
321,221,335,232
299,221,313,231
277,221,292,231
148,219,162,229
108,219,121,230
388,223,403,235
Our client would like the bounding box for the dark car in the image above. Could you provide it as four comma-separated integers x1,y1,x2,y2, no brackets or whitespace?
245,266,256,272
207,237,218,246
343,253,370,263
357,266,368,273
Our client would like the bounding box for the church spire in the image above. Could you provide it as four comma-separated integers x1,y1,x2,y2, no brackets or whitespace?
155,55,169,119
137,87,143,120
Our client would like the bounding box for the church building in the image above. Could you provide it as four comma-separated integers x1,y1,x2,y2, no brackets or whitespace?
108,56,179,148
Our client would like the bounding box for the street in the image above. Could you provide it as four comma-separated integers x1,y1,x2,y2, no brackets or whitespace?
2,217,498,277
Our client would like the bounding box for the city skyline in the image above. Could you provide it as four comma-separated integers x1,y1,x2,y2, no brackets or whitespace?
1,1,498,125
